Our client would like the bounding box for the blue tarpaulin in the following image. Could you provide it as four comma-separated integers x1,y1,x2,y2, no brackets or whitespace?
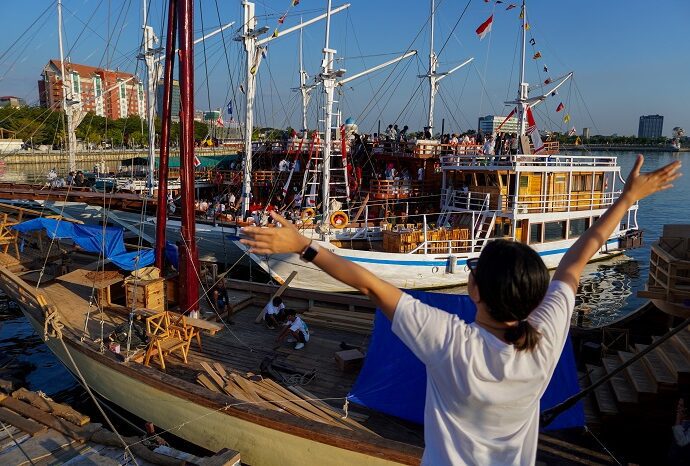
348,290,584,431
12,218,154,271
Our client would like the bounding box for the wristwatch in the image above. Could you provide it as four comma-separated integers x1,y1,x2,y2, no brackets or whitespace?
300,240,320,262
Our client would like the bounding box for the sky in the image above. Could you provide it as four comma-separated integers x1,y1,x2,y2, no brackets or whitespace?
1,0,688,137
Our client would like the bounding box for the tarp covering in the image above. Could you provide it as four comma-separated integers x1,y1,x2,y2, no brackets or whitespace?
12,218,154,271
348,290,584,431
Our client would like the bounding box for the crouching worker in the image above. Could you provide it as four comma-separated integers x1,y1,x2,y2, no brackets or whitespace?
263,296,285,329
276,309,310,350
241,155,681,465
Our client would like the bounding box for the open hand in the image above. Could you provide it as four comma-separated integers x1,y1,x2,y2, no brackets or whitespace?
622,155,681,203
240,211,310,255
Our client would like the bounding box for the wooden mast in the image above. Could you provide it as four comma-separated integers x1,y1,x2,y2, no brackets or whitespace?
155,0,178,270
177,0,199,312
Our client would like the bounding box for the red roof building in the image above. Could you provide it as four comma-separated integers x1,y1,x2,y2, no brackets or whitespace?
38,60,145,120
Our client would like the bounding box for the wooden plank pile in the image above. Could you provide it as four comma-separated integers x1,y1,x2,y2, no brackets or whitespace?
303,307,374,334
382,227,469,253
197,362,375,434
639,225,690,306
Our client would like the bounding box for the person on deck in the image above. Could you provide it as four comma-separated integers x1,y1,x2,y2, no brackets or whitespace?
263,296,286,329
212,279,232,321
240,155,681,465
276,309,310,350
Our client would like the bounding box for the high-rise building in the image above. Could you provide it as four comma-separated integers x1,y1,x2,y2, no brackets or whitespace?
478,115,518,135
38,60,144,120
0,96,26,108
155,79,181,122
638,115,664,139
582,127,590,140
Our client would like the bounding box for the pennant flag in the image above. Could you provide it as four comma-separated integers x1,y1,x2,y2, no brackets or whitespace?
543,65,549,73
551,90,558,96
529,38,536,46
575,136,582,145
475,15,494,40
532,51,541,59
506,3,516,10
496,0,504,3
292,0,300,5
261,48,267,58
216,116,224,127
524,23,530,30
556,102,565,112
526,107,545,154
250,64,257,75
278,13,287,24
519,8,524,18
272,28,279,38
563,113,571,123
568,127,577,137
227,101,233,115
193,155,202,167
496,107,517,132
544,78,552,85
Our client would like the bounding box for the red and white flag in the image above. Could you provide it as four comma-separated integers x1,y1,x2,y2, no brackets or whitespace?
568,127,577,137
475,15,493,40
506,4,517,10
216,116,224,127
556,102,565,112
526,107,545,154
193,155,202,167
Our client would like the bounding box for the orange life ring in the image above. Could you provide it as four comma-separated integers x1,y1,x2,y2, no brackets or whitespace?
301,208,316,222
329,211,349,229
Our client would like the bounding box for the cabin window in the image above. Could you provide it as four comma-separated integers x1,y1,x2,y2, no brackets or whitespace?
594,174,604,191
529,223,542,244
568,218,589,238
571,174,593,192
544,221,567,242
519,176,529,188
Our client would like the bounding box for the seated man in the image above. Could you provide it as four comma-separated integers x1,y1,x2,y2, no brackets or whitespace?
263,296,285,329
212,279,232,322
276,309,309,350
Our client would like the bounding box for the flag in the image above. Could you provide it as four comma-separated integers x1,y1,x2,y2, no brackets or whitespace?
544,78,552,85
496,107,517,132
278,13,287,24
526,107,545,154
227,101,233,115
543,65,549,72
551,90,558,96
506,3,516,10
532,51,541,59
496,0,503,3
272,28,279,38
563,113,571,123
556,102,564,112
476,15,493,40
239,83,245,94
291,0,300,5
519,8,524,18
216,116,224,127
524,23,530,30
568,127,577,136
529,38,536,46
193,155,202,168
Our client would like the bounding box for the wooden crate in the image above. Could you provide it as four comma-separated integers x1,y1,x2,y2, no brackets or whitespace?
335,349,365,372
125,278,166,311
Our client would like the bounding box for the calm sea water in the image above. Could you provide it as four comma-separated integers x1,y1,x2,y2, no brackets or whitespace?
0,150,687,407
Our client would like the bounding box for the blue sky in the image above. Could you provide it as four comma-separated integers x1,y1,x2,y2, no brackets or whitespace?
1,0,688,137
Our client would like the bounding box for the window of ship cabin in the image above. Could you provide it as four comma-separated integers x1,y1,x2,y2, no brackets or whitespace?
571,174,593,192
568,218,589,238
594,174,604,191
544,221,567,242
519,175,529,188
529,223,542,244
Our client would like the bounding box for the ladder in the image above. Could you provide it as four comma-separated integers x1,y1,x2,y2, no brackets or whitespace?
474,211,497,249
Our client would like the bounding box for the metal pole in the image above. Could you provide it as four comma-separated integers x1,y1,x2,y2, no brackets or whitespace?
142,0,158,196
240,1,257,220
177,0,199,312
57,0,75,173
427,0,436,132
517,1,528,138
154,0,177,270
320,0,336,234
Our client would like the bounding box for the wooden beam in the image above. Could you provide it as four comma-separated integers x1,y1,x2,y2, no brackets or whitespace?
0,406,47,436
0,396,87,441
255,271,298,323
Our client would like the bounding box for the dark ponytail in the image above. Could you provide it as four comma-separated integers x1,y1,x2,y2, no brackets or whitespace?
504,320,541,351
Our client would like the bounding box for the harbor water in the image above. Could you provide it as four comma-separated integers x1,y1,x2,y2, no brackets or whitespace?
0,150,687,414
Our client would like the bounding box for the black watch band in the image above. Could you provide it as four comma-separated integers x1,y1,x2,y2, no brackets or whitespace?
300,241,320,262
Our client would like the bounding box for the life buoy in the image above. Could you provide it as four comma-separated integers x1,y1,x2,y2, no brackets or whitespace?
301,208,316,222
329,210,349,229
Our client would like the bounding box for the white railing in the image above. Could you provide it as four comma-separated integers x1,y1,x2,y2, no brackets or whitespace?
440,153,618,169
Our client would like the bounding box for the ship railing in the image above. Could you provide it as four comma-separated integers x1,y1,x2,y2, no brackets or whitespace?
441,189,492,211
408,238,475,255
440,153,618,169
367,179,435,199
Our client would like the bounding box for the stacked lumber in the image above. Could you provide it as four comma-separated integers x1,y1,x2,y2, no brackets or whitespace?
303,307,374,334
196,362,374,434
639,224,690,307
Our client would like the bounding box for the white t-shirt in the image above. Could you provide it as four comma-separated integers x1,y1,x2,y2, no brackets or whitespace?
392,280,575,466
289,316,310,342
264,301,285,316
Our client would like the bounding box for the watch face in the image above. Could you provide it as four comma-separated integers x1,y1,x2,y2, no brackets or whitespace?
302,245,318,262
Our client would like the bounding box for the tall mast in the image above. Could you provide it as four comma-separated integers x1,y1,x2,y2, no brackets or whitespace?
320,0,337,231
57,0,75,173
517,0,528,137
239,0,258,220
177,0,199,312
298,24,310,136
154,0,178,270
427,0,437,133
142,0,158,195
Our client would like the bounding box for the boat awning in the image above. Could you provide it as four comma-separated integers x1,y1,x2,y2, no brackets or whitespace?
12,218,154,271
157,154,240,169
348,290,584,430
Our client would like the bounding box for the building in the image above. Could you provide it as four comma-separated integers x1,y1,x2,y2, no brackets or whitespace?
478,115,518,135
155,79,180,122
582,127,590,140
638,114,664,139
0,96,26,108
38,60,145,120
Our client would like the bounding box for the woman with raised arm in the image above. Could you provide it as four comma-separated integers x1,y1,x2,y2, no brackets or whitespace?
241,155,681,465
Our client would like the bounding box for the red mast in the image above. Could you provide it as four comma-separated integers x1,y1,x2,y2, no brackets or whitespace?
154,0,177,270
177,0,199,312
